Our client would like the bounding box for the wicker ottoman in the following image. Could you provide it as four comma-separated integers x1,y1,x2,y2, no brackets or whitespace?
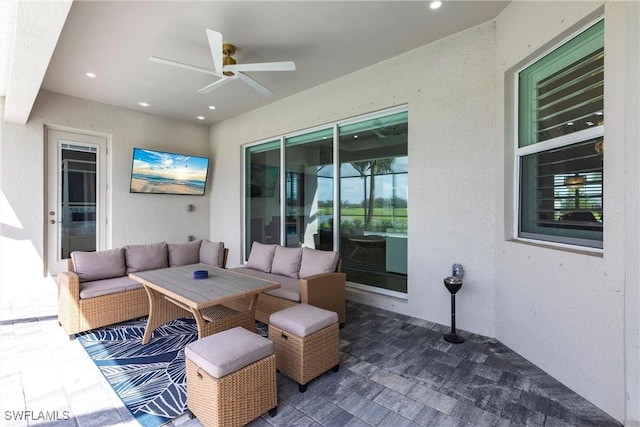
269,303,340,392
184,326,277,427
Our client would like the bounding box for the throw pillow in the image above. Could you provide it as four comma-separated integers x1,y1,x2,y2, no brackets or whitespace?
168,240,202,267
298,247,339,278
200,240,226,267
271,246,303,278
71,248,126,282
125,242,169,274
245,241,277,273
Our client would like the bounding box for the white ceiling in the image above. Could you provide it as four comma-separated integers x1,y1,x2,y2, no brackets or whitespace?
3,1,510,126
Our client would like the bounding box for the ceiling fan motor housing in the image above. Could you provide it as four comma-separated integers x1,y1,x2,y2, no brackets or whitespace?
222,43,236,76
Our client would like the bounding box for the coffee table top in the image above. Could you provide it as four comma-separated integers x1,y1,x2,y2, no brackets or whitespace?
129,263,280,310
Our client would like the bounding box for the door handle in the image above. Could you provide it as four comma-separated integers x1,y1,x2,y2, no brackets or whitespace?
50,220,56,224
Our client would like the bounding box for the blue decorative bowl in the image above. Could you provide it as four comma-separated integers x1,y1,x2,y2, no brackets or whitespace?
193,270,209,280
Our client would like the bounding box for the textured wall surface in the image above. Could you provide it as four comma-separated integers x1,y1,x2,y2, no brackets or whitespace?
495,1,635,422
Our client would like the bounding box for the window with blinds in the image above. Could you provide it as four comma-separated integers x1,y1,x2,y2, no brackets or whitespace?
517,20,604,249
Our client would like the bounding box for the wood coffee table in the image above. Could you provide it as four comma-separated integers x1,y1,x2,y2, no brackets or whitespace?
129,264,279,344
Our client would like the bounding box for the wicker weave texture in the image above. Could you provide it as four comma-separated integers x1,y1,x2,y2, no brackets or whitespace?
186,354,277,427
199,305,257,336
269,322,339,386
58,269,149,336
255,293,298,324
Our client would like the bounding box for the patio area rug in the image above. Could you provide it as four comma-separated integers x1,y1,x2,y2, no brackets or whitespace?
77,318,270,427
77,317,198,427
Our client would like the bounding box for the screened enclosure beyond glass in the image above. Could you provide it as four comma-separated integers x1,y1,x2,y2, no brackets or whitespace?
245,108,408,294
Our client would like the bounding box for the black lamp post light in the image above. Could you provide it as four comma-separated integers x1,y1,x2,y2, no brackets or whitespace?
443,263,464,344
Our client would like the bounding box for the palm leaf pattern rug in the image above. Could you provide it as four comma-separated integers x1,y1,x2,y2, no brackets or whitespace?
77,318,198,427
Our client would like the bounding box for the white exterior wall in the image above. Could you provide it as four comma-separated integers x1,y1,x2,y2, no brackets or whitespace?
496,2,638,423
0,91,211,287
209,2,638,424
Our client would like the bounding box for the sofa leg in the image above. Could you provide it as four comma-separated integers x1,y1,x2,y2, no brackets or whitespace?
332,364,340,372
268,407,277,417
68,334,76,341
298,383,307,393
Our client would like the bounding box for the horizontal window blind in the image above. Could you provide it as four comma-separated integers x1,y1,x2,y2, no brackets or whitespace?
519,20,604,148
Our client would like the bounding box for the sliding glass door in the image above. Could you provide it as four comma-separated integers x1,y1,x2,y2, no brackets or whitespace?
244,107,408,295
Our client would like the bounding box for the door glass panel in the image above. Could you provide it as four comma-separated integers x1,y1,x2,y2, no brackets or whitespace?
60,144,97,258
284,128,334,249
339,111,408,293
245,141,281,255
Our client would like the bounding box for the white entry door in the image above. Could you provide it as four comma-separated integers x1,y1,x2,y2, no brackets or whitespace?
46,128,109,275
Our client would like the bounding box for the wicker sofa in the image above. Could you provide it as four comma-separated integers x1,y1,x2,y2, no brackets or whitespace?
230,242,346,325
57,239,227,338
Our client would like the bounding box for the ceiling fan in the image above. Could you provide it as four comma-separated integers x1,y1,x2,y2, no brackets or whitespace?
150,29,295,97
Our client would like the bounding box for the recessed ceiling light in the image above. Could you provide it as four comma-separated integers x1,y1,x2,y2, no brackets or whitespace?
196,116,205,120
595,111,603,116
138,102,150,107
208,105,216,110
86,72,96,78
429,1,442,10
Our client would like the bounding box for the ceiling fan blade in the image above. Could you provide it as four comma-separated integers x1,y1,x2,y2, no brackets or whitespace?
224,61,296,73
149,56,223,77
237,72,273,97
196,76,234,94
206,29,224,74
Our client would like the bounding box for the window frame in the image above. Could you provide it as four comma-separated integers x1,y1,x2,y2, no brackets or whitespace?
514,18,604,251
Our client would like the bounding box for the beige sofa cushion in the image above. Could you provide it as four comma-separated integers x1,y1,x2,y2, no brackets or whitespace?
125,242,169,274
168,240,202,267
232,267,301,302
199,240,225,267
299,248,339,278
271,246,302,278
79,276,143,299
71,248,126,282
245,242,276,273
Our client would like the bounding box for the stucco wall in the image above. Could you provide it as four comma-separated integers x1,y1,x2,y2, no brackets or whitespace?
0,91,211,287
495,1,635,423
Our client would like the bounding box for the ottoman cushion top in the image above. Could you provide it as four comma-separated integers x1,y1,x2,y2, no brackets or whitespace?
269,304,338,337
185,327,274,378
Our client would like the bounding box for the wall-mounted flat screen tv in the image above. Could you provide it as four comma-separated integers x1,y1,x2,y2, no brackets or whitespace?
130,148,210,196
